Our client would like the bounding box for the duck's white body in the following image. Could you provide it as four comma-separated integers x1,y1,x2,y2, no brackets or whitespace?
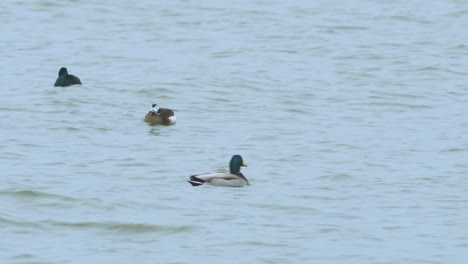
191,172,249,187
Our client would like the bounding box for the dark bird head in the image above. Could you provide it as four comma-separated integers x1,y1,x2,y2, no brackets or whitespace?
229,155,248,174
58,67,68,76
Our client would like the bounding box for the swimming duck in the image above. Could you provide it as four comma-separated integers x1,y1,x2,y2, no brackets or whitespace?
54,67,82,87
188,155,249,187
144,104,176,125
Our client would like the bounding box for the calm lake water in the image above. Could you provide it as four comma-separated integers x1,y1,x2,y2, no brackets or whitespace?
1,0,468,263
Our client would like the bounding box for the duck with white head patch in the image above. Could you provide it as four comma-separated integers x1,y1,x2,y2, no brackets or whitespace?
144,103,176,125
149,104,160,114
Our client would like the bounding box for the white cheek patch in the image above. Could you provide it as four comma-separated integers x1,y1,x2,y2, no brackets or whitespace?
149,105,160,115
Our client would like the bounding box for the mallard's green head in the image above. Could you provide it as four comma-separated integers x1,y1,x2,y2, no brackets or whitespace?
229,155,248,174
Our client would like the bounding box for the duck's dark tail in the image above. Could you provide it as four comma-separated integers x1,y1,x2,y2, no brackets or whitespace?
188,176,205,186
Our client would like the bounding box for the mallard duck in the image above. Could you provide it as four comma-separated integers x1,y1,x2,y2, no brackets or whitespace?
188,155,249,187
144,104,176,125
54,67,82,87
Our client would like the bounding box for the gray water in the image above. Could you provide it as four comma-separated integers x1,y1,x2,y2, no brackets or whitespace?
1,0,468,263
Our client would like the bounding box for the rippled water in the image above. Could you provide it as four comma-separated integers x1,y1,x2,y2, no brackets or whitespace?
2,0,468,263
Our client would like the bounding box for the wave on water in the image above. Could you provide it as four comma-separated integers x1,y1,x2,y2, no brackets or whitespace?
45,221,196,234
0,190,78,201
0,215,195,235
9,254,51,264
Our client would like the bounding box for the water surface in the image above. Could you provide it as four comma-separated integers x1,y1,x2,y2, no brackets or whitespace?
1,0,468,263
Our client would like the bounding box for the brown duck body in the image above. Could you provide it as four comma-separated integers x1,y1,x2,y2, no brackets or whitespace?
144,108,176,125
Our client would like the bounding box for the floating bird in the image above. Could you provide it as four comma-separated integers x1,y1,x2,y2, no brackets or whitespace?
54,67,82,87
144,103,176,125
188,155,249,187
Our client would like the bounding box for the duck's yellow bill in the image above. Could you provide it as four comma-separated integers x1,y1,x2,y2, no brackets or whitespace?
242,163,248,167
